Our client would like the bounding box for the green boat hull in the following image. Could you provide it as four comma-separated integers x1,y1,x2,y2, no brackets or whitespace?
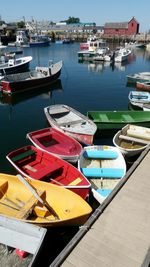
87,111,150,130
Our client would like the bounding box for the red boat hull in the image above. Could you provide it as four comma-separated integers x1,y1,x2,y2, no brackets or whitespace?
6,145,91,199
27,127,82,163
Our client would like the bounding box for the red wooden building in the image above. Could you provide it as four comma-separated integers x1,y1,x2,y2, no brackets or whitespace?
104,17,139,36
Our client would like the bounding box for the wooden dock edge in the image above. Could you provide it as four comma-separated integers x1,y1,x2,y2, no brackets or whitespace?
49,146,150,267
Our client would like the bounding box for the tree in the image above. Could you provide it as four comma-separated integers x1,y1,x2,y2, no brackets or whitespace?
63,17,80,24
16,21,25,28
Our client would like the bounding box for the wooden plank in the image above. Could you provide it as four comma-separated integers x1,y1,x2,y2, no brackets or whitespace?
59,150,150,267
0,215,47,254
119,134,149,145
15,190,45,219
58,119,85,126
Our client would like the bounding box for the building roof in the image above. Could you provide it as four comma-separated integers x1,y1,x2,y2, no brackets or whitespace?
104,22,128,29
104,17,139,29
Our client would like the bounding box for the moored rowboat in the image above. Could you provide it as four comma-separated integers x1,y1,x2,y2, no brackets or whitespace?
0,173,92,227
6,145,91,200
78,145,126,203
113,124,150,157
26,127,82,163
44,104,97,145
87,110,150,130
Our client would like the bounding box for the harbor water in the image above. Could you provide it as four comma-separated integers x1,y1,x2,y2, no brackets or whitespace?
0,42,150,266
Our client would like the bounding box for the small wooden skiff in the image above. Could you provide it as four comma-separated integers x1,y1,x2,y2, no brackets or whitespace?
78,145,126,203
0,173,92,227
6,145,91,199
26,127,82,163
44,104,97,145
113,124,150,157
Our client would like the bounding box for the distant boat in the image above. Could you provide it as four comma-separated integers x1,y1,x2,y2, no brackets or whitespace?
128,91,150,108
127,72,150,84
6,145,91,200
114,47,131,62
113,124,150,157
29,35,50,47
1,60,62,94
0,56,32,76
44,104,97,145
87,110,150,130
0,172,92,227
26,127,82,163
78,145,126,204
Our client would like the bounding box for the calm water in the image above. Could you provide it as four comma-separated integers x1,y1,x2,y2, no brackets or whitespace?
1,43,150,265
1,43,150,173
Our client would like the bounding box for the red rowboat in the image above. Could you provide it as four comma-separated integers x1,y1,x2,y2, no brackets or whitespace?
26,127,82,163
6,145,91,199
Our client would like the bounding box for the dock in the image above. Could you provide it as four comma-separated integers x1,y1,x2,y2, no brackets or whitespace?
50,146,150,267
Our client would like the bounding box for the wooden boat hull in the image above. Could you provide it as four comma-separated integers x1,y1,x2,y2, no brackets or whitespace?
44,104,97,145
6,145,91,200
1,61,62,94
0,173,92,227
0,56,32,76
128,91,150,108
87,110,150,130
78,145,126,203
113,124,150,157
127,72,150,84
26,127,82,163
136,81,150,91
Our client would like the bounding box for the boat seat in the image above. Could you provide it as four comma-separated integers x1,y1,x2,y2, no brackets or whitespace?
81,168,125,179
122,114,134,122
34,133,51,139
99,114,109,122
15,189,45,219
11,150,35,162
58,119,85,127
49,107,69,115
83,150,118,159
27,163,63,180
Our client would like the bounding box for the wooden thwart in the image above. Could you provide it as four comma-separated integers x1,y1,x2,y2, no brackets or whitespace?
15,190,45,219
119,134,150,145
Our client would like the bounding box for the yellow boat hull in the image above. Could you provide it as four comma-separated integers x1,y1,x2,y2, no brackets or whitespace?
0,173,92,227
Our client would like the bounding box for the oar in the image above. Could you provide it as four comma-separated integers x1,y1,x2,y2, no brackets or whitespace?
17,174,60,220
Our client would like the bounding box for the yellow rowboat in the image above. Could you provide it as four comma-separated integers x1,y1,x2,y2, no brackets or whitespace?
0,173,92,227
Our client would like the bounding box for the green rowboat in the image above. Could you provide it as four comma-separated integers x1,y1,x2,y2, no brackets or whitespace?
87,110,150,130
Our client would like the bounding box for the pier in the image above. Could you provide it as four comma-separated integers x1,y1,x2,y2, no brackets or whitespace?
50,147,150,267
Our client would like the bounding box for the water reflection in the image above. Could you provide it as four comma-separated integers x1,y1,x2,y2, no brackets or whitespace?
0,79,63,106
78,55,135,73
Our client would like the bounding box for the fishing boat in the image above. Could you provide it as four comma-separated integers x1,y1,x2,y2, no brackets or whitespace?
6,145,91,200
128,91,150,108
0,173,92,227
0,56,32,76
26,127,82,163
29,35,50,47
78,145,126,204
87,110,150,130
44,104,97,145
1,60,63,94
114,47,131,62
136,81,150,91
126,72,150,84
113,124,150,157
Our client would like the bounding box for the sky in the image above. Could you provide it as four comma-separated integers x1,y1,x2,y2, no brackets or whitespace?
0,0,150,33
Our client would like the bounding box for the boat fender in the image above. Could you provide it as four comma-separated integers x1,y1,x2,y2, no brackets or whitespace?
83,150,118,159
43,71,48,76
81,168,124,179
